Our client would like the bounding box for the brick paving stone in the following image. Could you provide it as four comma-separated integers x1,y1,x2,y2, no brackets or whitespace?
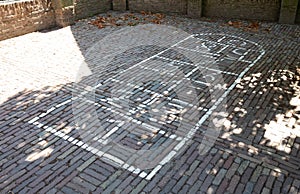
199,163,213,181
186,149,199,164
29,181,46,193
122,185,133,193
188,180,203,194
292,179,300,189
235,183,245,193
149,187,161,194
158,172,173,188
39,175,65,194
131,180,148,194
100,170,122,190
265,173,276,189
227,175,240,193
12,175,37,193
222,152,230,159
261,187,270,194
172,175,188,193
178,185,190,194
272,186,281,194
60,159,85,178
185,160,200,176
57,146,78,160
56,171,79,189
89,163,113,177
117,175,135,190
200,174,214,192
250,166,263,182
244,182,254,194
0,169,26,189
225,162,239,179
14,166,40,186
234,157,242,164
262,168,270,175
161,179,177,193
19,187,30,194
210,151,222,165
186,165,203,185
216,178,229,193
282,176,293,193
61,186,80,194
83,168,107,182
241,167,254,184
46,188,58,194
173,163,189,180
79,172,102,186
66,182,90,194
273,180,283,194
102,179,123,194
277,172,285,182
72,176,97,191
45,165,68,185
237,160,250,175
253,175,267,194
213,168,227,186
130,176,144,188
223,156,234,169
94,187,104,194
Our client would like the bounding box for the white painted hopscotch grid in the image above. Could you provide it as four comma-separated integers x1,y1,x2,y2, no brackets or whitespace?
28,34,265,180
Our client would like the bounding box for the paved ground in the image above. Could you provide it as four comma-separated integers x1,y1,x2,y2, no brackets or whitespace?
0,11,300,194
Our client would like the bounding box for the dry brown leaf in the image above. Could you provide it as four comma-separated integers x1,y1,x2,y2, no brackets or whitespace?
248,21,259,30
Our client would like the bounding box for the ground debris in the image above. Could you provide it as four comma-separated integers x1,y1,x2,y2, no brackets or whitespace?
225,20,268,32
89,11,165,29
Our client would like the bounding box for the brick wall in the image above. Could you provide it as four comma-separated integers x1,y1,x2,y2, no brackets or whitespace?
74,0,111,20
128,0,187,14
0,0,56,40
296,1,300,23
202,0,281,21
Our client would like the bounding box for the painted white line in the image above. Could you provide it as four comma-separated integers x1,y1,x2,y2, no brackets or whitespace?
28,117,39,124
145,165,162,180
176,46,219,58
156,56,238,76
159,151,177,165
33,121,150,179
55,99,72,108
194,35,260,52
27,33,265,181
110,77,207,110
139,171,148,178
144,34,265,180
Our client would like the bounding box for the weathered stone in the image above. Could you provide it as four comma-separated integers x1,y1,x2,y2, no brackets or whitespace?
187,0,202,18
279,0,299,24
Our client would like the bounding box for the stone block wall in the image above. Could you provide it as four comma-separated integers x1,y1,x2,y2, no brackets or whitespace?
295,0,300,23
73,0,111,20
279,0,299,23
0,0,56,40
202,0,281,21
112,0,127,11
128,0,187,14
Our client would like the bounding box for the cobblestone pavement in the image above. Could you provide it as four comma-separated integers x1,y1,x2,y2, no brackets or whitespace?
1,11,300,194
